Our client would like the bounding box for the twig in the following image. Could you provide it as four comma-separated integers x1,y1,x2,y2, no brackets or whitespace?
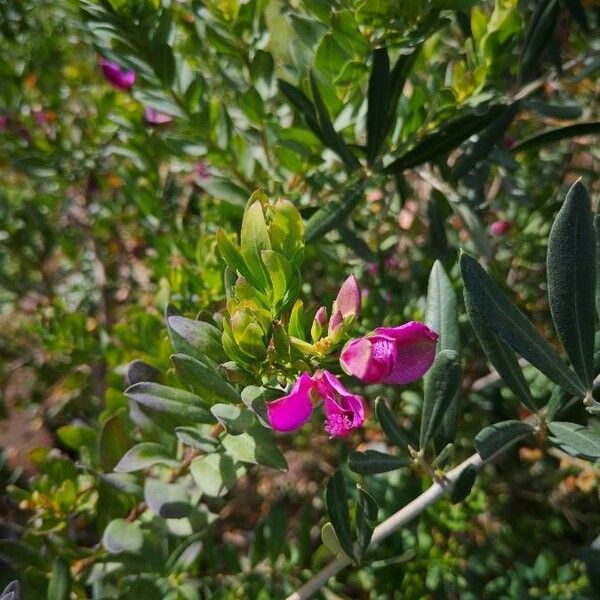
285,431,532,600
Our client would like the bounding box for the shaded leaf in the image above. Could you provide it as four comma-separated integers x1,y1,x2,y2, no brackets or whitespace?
349,450,411,474
474,420,535,459
326,471,355,562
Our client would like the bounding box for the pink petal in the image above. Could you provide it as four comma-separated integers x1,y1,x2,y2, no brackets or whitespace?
376,322,438,384
100,58,135,91
266,372,315,432
336,274,361,319
317,370,365,437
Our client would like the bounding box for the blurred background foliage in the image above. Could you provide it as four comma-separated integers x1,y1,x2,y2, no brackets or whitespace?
0,0,599,598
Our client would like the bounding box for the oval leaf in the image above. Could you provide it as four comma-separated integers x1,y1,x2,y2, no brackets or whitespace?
102,519,143,554
349,450,411,475
474,420,535,460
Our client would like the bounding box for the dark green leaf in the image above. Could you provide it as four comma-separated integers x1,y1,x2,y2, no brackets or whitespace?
366,47,391,164
547,180,596,388
48,557,70,600
309,72,360,172
460,252,585,396
305,180,367,243
511,121,600,153
420,350,462,449
326,471,355,562
384,105,505,173
125,382,215,424
375,397,415,449
278,79,325,144
426,260,459,352
126,360,161,386
464,286,537,411
172,353,240,405
519,0,560,82
450,464,478,504
0,540,45,570
99,413,131,472
548,421,600,460
348,450,411,474
356,486,378,558
387,46,421,127
167,315,227,364
474,420,535,460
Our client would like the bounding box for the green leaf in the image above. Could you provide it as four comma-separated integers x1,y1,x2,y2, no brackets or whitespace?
190,453,245,497
125,382,216,424
426,260,459,352
175,425,218,452
384,105,505,172
241,198,271,289
309,72,360,172
114,442,178,473
321,522,353,561
595,209,600,323
511,121,600,153
326,471,355,562
201,178,248,209
450,464,478,504
167,315,227,364
102,519,143,554
221,426,287,470
56,424,97,452
278,79,325,144
261,249,294,310
144,479,191,519
0,539,46,570
305,180,367,243
356,486,378,558
210,404,256,435
451,103,519,180
387,45,421,127
474,420,535,460
420,350,462,449
366,47,391,165
99,413,131,472
172,353,240,405
126,360,161,386
519,0,560,82
216,229,262,290
348,450,411,474
460,252,585,396
48,557,70,600
547,180,596,388
375,397,415,449
548,422,600,460
464,286,537,411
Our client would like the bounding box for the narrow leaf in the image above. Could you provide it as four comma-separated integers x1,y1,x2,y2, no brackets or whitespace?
511,121,600,153
474,420,535,459
348,450,411,474
366,47,391,164
547,180,596,388
375,397,415,449
48,557,70,600
548,421,600,460
426,260,459,352
420,349,462,449
326,471,355,562
460,252,585,396
356,486,378,557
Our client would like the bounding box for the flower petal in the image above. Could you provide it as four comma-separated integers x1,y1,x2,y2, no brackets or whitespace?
336,274,361,319
266,372,315,432
376,322,438,384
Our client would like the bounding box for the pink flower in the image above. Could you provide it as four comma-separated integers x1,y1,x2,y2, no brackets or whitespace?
316,371,365,438
489,219,512,236
99,58,135,91
329,274,360,334
266,372,316,432
33,111,46,125
195,161,210,180
311,306,328,341
340,322,438,384
144,107,173,125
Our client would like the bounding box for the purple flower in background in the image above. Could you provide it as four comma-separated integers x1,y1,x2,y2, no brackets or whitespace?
316,370,365,438
0,115,7,130
490,219,512,236
144,107,173,125
266,372,316,432
195,161,210,180
33,111,46,125
340,322,438,384
99,58,135,91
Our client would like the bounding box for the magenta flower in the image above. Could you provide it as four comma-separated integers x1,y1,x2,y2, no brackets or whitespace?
266,372,316,432
99,58,135,91
311,306,328,341
195,161,210,180
316,371,365,438
490,219,512,236
329,274,360,334
340,322,438,384
144,107,173,125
